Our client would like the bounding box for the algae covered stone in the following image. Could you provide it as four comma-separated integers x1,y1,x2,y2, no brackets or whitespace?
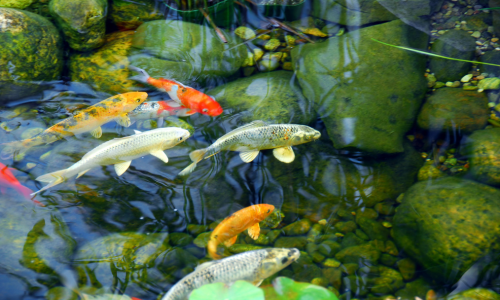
0,0,34,9
462,128,500,186
69,31,141,93
0,8,63,103
108,0,163,31
206,71,316,125
393,177,500,283
448,288,500,300
131,20,247,87
292,19,427,154
49,0,107,51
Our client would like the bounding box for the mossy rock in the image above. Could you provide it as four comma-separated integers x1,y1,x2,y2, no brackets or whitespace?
292,19,428,154
108,0,163,30
24,0,51,21
69,31,141,93
448,288,500,300
462,128,500,186
131,20,247,87
206,71,316,125
0,0,34,9
393,177,500,283
0,8,63,103
335,242,381,264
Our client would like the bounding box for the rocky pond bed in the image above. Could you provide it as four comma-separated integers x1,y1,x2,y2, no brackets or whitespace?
3,0,500,299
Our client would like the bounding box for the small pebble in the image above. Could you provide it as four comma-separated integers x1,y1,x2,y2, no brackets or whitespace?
471,31,481,38
382,222,393,228
318,219,327,226
461,74,473,82
492,38,499,43
26,163,36,170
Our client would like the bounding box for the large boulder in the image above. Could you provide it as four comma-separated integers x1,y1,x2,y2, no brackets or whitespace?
49,0,107,51
0,0,34,8
311,0,442,27
393,177,500,284
292,19,428,154
0,8,63,103
462,128,500,186
108,0,163,31
417,87,489,133
130,20,247,87
206,71,316,125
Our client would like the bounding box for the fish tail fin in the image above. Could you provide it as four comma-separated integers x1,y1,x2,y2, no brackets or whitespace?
32,169,67,195
179,149,207,177
128,65,150,84
207,240,222,260
0,140,27,160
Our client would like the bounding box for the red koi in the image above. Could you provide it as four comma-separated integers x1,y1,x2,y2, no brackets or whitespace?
0,163,43,206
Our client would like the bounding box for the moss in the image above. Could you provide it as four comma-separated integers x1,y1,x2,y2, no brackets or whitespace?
108,0,163,30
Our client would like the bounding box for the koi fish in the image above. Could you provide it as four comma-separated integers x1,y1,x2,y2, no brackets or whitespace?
129,100,195,127
32,127,190,195
208,204,275,259
129,66,223,117
0,162,43,206
161,248,300,300
1,92,149,159
179,120,321,176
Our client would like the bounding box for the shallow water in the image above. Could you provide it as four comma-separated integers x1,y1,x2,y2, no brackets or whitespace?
1,0,499,299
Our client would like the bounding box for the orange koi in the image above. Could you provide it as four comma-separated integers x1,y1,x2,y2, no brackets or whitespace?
129,100,195,127
208,204,275,259
129,66,223,117
1,92,148,159
0,163,43,206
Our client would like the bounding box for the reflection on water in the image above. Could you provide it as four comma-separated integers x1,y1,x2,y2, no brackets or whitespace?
1,0,500,299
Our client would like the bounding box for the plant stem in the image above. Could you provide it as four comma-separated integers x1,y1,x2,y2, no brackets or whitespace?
199,7,228,43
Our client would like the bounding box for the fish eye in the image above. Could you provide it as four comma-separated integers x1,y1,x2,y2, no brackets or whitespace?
202,108,208,113
179,137,183,141
136,98,141,102
281,257,288,264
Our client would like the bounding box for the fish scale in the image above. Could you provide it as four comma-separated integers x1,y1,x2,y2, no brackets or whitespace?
161,248,300,300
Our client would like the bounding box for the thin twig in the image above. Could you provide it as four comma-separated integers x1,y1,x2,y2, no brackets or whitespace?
268,18,315,44
224,29,272,52
199,7,228,43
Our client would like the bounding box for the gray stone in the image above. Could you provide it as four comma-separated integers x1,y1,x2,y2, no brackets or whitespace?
292,20,428,154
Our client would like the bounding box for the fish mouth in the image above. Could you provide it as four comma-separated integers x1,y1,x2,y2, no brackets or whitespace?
209,107,223,117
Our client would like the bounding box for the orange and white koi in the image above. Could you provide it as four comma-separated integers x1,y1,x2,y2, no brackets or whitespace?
129,66,223,117
208,204,275,259
1,92,148,159
129,100,195,127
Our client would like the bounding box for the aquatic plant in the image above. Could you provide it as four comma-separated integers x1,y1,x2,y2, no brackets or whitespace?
188,277,339,300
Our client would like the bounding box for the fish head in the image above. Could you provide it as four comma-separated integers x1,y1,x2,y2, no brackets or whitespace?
256,204,275,220
120,92,149,111
257,248,300,279
161,128,191,148
290,126,321,145
199,96,223,117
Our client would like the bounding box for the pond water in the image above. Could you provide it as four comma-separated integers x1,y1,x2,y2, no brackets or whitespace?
1,0,500,299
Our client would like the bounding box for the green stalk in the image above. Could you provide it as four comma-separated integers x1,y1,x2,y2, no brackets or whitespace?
478,7,500,10
371,38,500,68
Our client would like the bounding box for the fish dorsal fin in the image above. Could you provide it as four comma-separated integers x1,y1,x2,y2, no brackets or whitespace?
134,130,142,134
195,260,219,271
217,120,268,142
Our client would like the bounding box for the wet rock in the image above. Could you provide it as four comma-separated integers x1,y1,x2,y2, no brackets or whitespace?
267,229,281,244
393,177,500,283
479,51,500,77
0,0,34,9
429,30,476,82
292,257,323,281
322,258,341,268
307,223,324,242
258,52,282,72
187,224,209,236
108,0,163,31
274,236,308,249
462,13,491,31
396,258,416,281
334,220,357,234
131,20,247,87
384,240,399,256
417,88,489,132
335,242,381,264
318,240,341,257
355,229,370,241
365,265,405,295
323,267,342,290
292,20,428,154
234,26,255,40
380,253,398,267
282,219,312,235
311,0,441,27
342,263,358,275
169,232,194,247
45,287,78,300
49,0,107,51
417,161,447,181
374,202,395,215
357,217,389,241
395,277,433,300
344,275,370,296
228,244,263,254
0,8,63,103
69,31,141,94
155,247,198,276
339,232,365,249
311,251,325,263
462,128,500,186
193,232,211,248
207,70,316,125
448,288,500,300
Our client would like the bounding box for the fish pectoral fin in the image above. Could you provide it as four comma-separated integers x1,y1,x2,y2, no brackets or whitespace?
252,279,264,287
167,85,182,104
90,126,102,139
134,130,142,134
150,150,168,163
114,161,132,176
247,223,261,240
116,113,131,127
167,101,181,107
157,117,164,127
223,235,238,247
76,169,91,179
239,150,260,163
273,146,295,163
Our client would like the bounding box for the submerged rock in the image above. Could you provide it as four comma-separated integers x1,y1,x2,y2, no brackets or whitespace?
108,0,163,31
0,0,34,9
69,31,140,93
131,20,247,87
0,8,63,103
49,0,107,51
206,71,316,125
292,19,428,154
393,177,500,283
448,288,500,300
462,128,500,186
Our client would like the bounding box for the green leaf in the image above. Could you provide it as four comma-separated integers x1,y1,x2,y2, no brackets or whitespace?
189,281,264,300
263,277,339,300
